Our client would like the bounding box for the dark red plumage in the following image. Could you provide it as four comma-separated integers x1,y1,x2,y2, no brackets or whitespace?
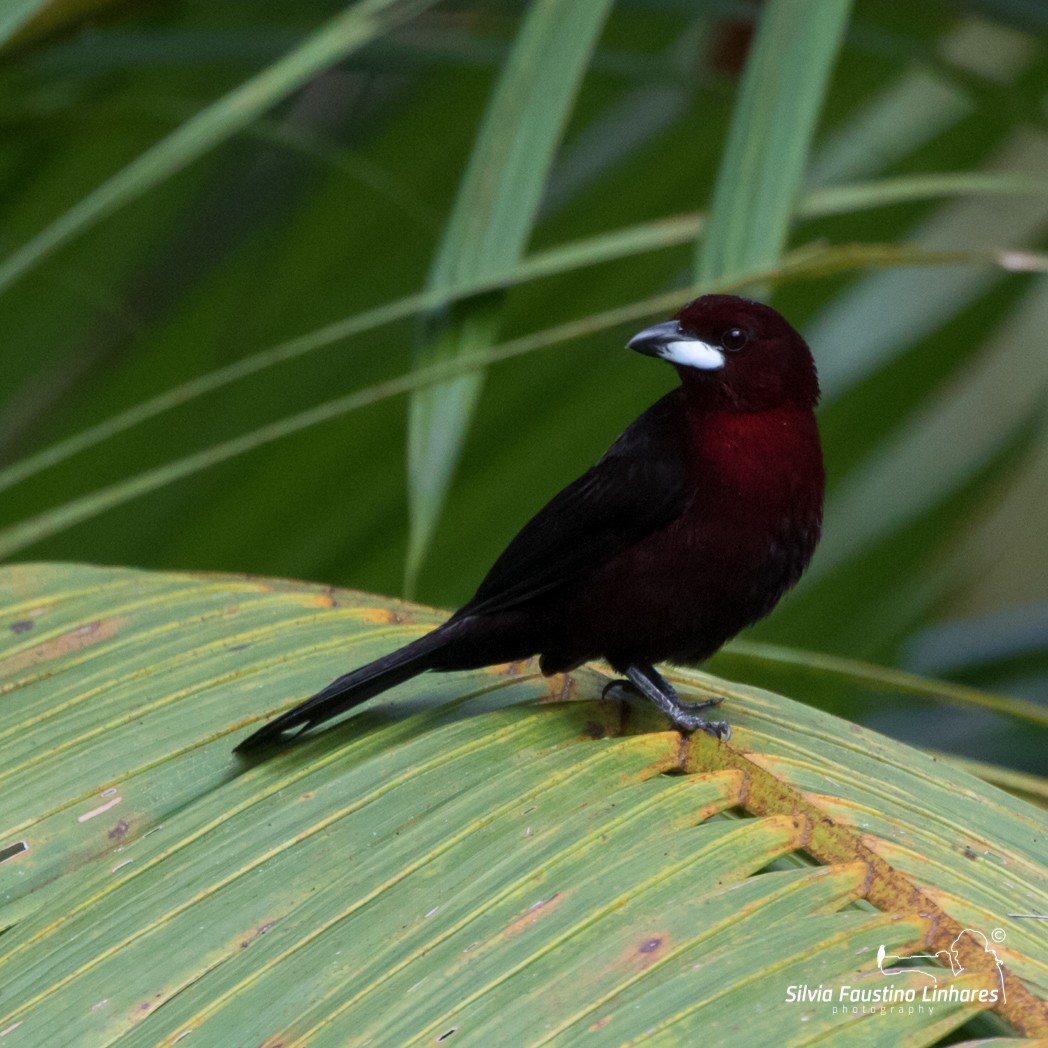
236,294,823,751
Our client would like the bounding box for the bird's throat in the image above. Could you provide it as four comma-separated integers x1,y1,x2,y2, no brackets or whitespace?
686,405,824,512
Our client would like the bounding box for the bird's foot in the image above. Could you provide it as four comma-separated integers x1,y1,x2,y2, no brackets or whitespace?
669,707,731,740
606,665,731,741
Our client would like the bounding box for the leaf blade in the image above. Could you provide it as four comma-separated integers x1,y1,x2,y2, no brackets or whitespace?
695,0,853,282
0,0,442,300
405,0,614,591
1,563,1045,1040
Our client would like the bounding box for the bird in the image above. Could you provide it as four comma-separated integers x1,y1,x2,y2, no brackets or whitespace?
235,294,824,752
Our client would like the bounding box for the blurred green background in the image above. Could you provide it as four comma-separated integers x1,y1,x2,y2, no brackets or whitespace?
1,0,1046,773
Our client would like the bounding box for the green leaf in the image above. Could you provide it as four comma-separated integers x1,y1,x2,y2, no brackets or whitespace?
1,240,1044,562
695,0,853,283
1,563,1046,1042
0,0,442,299
0,0,48,48
804,172,1048,216
4,165,1045,501
406,0,613,592
926,752,1048,809
0,211,705,499
721,639,1048,730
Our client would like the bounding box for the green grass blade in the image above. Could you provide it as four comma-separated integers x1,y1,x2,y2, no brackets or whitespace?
0,0,48,47
405,0,613,593
0,0,440,299
5,166,1046,499
725,640,1048,729
0,286,704,563
804,171,1048,216
1,240,1044,561
0,212,706,498
695,0,852,282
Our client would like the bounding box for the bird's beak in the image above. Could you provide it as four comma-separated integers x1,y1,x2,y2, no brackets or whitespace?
627,320,725,370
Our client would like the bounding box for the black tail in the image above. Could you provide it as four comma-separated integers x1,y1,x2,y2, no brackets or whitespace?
234,626,451,752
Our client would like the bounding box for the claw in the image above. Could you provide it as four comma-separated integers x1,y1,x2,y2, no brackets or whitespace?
601,678,636,701
667,707,731,739
622,661,731,741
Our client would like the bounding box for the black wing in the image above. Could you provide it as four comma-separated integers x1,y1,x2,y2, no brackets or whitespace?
457,391,690,618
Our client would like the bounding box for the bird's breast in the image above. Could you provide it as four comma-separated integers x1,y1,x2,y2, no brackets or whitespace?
557,405,823,668
677,406,824,607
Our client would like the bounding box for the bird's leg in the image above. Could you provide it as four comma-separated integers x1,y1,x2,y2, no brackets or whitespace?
601,666,720,716
622,661,730,740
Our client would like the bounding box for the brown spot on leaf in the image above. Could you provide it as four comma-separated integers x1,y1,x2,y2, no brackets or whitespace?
356,606,402,623
554,673,575,702
610,932,671,973
108,820,129,840
502,893,563,938
240,921,276,949
583,721,605,740
9,620,33,634
0,617,124,677
963,846,978,860
537,670,573,703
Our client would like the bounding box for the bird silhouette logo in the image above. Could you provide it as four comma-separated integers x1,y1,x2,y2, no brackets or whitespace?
876,929,1006,1003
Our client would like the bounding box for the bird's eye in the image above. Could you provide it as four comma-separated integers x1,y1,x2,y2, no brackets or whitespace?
721,327,749,352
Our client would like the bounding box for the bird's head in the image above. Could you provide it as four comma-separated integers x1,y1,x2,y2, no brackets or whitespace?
627,294,819,411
